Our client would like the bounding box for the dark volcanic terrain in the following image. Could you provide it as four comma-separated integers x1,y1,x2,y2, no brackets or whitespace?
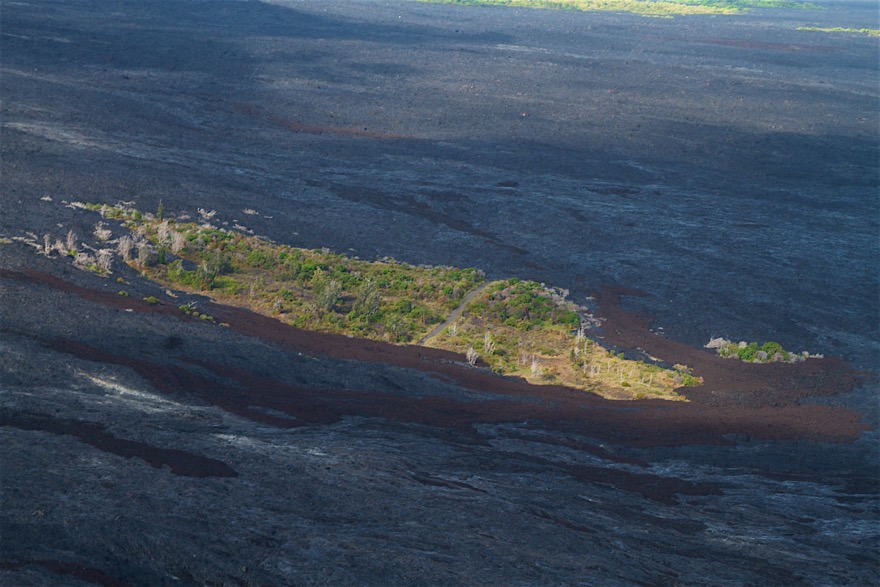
1,0,878,585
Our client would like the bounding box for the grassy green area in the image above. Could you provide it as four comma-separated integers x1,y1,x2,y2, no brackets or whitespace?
797,26,880,36
88,203,484,343
425,279,698,397
418,0,819,16
82,202,698,400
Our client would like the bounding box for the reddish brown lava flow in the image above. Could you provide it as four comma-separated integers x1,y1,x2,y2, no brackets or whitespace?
41,340,727,504
0,560,131,587
591,287,866,408
0,268,192,320
2,268,871,452
0,410,238,478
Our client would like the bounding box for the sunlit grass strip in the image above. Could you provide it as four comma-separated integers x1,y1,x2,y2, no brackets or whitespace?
797,26,880,36
420,0,734,15
418,0,819,16
423,280,696,399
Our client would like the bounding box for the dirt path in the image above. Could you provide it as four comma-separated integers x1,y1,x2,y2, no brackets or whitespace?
417,282,491,345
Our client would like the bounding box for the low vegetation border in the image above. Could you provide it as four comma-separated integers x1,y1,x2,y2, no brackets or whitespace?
417,0,820,17
796,26,880,36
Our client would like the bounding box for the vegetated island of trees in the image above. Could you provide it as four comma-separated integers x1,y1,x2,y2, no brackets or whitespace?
705,337,821,363
417,0,819,17
56,202,704,401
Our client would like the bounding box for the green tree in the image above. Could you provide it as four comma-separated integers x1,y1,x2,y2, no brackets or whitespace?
315,279,342,311
352,279,382,320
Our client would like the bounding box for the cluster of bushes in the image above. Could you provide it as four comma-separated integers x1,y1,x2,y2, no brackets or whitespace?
178,302,216,322
705,338,817,363
105,207,484,343
477,279,581,331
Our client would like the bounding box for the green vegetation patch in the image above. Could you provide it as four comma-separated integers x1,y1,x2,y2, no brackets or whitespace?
797,26,880,36
107,207,484,344
705,337,819,363
88,202,698,400
418,0,818,16
426,281,696,399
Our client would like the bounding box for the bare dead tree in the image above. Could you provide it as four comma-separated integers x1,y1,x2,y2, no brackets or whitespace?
93,221,112,242
483,332,495,355
575,324,586,344
66,230,77,253
198,208,217,225
170,231,187,254
117,235,134,261
96,249,113,273
530,357,541,377
156,220,171,244
466,346,479,367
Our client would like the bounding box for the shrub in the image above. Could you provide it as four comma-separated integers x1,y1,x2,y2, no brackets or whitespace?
315,279,342,311
737,342,759,362
213,275,243,295
246,249,273,268
352,280,382,319
761,341,784,357
167,259,197,287
137,243,154,266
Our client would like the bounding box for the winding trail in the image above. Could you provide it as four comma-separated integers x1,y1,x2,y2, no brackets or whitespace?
418,282,491,345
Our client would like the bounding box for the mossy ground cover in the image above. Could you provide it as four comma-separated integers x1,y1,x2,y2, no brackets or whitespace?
796,27,880,36
83,203,695,400
418,0,818,17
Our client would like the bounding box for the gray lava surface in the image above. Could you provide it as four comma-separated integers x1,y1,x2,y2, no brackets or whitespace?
1,0,878,585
